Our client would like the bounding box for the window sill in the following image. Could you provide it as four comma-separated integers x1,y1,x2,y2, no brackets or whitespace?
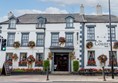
107,40,117,42
87,65,97,66
108,65,118,67
7,28,16,29
86,40,96,41
65,27,75,29
36,27,45,29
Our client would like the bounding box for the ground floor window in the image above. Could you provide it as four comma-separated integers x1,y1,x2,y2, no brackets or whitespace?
109,51,117,66
35,53,43,66
87,51,96,66
19,53,27,66
6,53,13,66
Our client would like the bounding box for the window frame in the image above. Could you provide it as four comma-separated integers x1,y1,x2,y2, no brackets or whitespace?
36,33,44,47
7,33,15,47
87,51,96,66
86,25,96,41
65,16,74,29
65,32,74,47
8,18,16,29
109,51,117,66
21,33,29,47
51,32,59,47
35,53,43,67
36,17,46,28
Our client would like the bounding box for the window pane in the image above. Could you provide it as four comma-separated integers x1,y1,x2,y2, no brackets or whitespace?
9,19,16,28
36,33,44,46
108,27,116,40
66,33,73,46
87,51,96,66
21,33,29,46
7,33,15,46
19,53,27,66
51,33,59,46
87,27,95,40
66,17,73,28
35,53,43,66
6,53,13,66
109,51,117,66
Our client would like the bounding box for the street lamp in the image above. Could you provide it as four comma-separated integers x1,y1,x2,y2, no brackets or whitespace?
108,0,114,79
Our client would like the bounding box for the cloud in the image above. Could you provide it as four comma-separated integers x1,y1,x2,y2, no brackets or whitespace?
40,0,118,15
0,7,68,22
15,7,68,16
0,16,8,22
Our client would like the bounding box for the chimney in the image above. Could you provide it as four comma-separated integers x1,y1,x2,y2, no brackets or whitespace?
96,4,102,15
80,4,84,15
8,11,14,19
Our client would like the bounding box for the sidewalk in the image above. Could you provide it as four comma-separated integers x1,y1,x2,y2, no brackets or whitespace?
0,75,118,82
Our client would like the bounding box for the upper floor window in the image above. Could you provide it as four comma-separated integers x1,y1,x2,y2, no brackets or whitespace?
108,27,116,41
37,17,46,28
21,33,29,47
66,16,74,28
36,33,44,46
51,33,59,46
7,33,15,46
9,19,16,29
87,25,95,40
65,32,73,46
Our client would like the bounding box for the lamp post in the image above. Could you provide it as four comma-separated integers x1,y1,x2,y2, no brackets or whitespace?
108,0,114,79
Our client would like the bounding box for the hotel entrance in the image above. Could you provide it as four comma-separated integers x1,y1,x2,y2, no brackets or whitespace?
54,53,69,71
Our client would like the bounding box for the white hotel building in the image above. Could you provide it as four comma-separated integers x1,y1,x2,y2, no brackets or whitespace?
0,5,118,72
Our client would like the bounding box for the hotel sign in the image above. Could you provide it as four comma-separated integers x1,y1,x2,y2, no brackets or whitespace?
94,40,110,47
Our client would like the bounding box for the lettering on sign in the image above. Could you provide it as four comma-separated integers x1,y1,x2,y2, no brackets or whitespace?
94,40,110,47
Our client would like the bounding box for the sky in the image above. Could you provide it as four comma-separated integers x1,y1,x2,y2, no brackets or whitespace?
0,0,118,22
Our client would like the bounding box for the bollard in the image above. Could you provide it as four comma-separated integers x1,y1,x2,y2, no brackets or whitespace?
46,66,49,81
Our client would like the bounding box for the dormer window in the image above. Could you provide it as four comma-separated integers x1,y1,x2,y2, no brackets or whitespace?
9,19,16,29
37,17,46,28
66,16,74,28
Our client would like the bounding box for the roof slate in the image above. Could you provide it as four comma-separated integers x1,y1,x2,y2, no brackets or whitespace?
1,14,118,24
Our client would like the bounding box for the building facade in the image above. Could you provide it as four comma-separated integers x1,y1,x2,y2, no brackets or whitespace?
0,12,118,72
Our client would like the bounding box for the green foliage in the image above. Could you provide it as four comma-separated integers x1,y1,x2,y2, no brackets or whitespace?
43,60,50,71
73,60,79,72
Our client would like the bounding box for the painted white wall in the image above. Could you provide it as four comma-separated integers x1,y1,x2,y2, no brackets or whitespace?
0,22,80,69
84,23,118,69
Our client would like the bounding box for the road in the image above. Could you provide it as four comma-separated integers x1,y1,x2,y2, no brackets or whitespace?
0,81,118,83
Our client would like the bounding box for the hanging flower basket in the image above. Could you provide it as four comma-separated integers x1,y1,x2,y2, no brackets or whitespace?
98,54,107,64
69,52,75,60
27,55,35,65
86,42,93,49
48,52,53,60
28,41,35,48
113,42,118,49
59,37,66,45
12,53,18,61
13,41,20,48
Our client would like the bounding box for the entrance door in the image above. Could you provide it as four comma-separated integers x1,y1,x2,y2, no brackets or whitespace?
54,53,69,71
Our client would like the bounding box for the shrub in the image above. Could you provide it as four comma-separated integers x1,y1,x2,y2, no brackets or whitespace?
43,60,50,71
73,60,79,72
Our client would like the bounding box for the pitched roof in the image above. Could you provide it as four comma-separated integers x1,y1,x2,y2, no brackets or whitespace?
84,15,118,23
1,14,83,24
1,13,118,24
